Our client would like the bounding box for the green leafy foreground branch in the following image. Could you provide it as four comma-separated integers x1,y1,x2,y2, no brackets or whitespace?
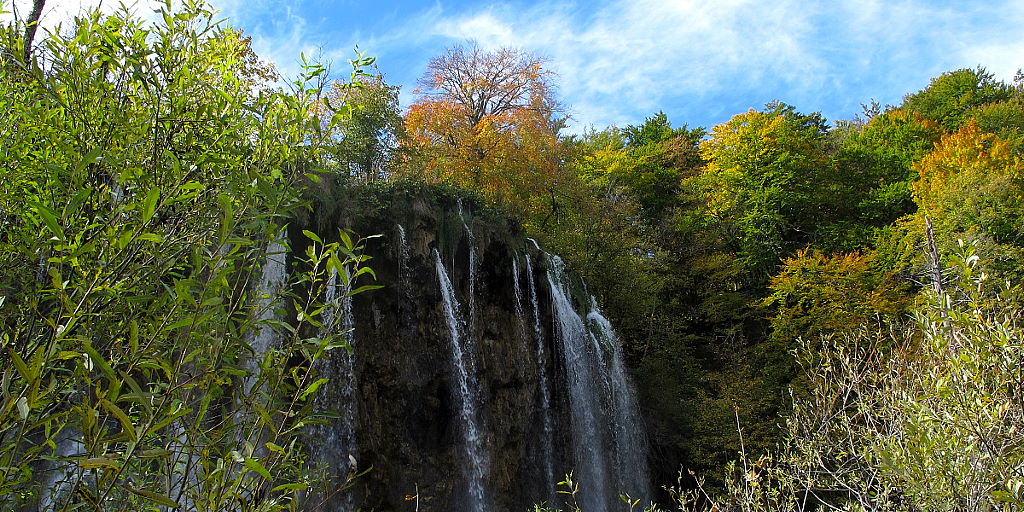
0,2,376,509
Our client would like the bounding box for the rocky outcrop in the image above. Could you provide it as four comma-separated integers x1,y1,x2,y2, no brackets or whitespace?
293,184,649,511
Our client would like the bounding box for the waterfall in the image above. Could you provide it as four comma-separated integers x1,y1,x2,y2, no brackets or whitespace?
38,428,82,511
434,249,488,512
456,199,477,326
245,233,288,395
545,254,650,510
311,265,358,510
524,254,556,500
396,224,411,290
587,303,651,502
546,255,611,512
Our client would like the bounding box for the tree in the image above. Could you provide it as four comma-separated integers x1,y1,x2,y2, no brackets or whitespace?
403,42,566,212
824,109,943,251
909,120,1024,280
688,105,829,284
763,249,911,345
902,67,1014,131
323,72,406,182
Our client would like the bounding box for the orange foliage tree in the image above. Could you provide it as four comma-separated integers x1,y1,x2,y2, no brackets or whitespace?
909,119,1024,278
403,43,567,212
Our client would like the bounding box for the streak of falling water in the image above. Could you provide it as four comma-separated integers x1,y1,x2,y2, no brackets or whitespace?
396,224,411,291
312,265,358,511
546,255,611,512
434,249,488,512
587,303,651,504
38,428,82,511
545,253,652,511
524,254,556,500
244,233,288,395
456,199,477,326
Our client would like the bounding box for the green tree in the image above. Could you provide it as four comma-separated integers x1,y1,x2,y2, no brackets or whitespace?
902,67,1014,131
824,108,943,251
687,104,828,285
322,71,406,182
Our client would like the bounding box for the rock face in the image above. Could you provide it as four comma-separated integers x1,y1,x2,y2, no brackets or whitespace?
294,186,650,512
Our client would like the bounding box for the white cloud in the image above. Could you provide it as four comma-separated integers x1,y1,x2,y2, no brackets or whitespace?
411,0,1024,131
420,0,832,130
8,0,1021,130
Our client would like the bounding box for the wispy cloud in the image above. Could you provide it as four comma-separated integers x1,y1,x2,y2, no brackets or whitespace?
418,0,1024,130
7,0,1022,131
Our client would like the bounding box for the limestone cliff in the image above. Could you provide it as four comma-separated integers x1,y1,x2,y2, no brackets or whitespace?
293,184,650,512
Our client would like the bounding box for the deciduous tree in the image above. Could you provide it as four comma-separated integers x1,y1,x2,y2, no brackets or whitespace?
403,42,566,212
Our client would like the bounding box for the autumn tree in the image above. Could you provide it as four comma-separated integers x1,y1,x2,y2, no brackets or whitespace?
684,104,829,285
403,42,566,212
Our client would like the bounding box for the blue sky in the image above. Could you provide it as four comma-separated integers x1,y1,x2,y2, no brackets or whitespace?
7,0,1024,133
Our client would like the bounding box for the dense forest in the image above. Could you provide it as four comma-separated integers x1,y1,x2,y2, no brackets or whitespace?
2,1,1024,510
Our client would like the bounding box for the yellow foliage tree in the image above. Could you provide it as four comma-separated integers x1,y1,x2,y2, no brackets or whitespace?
403,43,567,213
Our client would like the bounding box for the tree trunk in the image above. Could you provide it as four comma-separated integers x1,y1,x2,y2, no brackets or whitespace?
23,0,46,63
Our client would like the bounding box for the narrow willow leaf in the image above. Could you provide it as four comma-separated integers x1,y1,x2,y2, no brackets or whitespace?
298,378,329,401
272,482,308,492
9,349,32,381
99,398,137,441
244,457,272,480
126,485,179,507
302,230,322,244
142,187,160,223
78,457,120,469
73,147,104,172
30,201,64,241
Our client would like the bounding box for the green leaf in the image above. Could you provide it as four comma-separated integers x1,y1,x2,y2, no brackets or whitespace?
30,201,65,241
142,187,160,223
272,482,309,492
82,338,119,398
78,457,121,469
218,194,234,243
99,398,137,441
126,485,179,507
244,457,272,480
299,378,329,401
303,230,322,244
73,147,104,172
9,349,32,381
351,284,384,296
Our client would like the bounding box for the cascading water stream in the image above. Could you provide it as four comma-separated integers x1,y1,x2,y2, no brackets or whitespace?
38,428,82,511
587,304,651,502
434,249,488,512
545,253,651,510
244,233,288,395
312,266,358,511
546,255,612,512
396,224,411,293
456,199,477,326
523,253,556,499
